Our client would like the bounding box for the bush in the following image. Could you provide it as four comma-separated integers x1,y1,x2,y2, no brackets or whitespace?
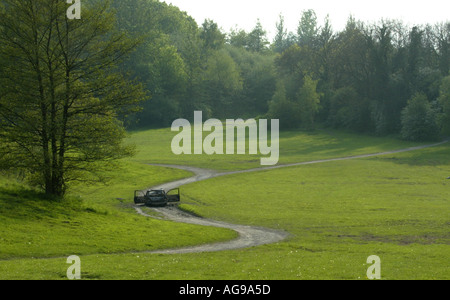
400,93,440,142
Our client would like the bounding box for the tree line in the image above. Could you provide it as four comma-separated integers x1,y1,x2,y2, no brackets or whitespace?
115,1,450,142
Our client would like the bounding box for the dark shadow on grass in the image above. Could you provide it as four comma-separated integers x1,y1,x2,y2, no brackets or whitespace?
369,144,450,167
0,185,83,221
279,129,423,162
342,233,450,245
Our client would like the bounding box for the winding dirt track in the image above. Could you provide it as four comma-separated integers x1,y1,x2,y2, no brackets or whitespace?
134,139,449,254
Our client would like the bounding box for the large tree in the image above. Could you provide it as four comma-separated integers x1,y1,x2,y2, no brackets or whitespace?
0,0,145,197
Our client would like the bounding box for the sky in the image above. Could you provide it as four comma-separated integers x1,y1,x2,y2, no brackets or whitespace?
164,0,449,39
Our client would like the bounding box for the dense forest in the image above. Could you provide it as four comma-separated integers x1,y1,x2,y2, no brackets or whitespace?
114,0,450,142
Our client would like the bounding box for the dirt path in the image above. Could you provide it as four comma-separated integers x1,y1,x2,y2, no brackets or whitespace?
134,164,289,254
135,205,288,254
134,139,448,254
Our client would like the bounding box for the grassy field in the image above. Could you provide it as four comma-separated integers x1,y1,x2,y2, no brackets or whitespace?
0,127,448,279
128,126,424,170
176,144,450,279
0,161,237,262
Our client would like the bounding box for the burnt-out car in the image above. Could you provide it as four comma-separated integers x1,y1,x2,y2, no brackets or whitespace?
134,188,180,207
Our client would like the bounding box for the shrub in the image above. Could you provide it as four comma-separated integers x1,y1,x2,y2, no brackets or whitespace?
400,93,440,141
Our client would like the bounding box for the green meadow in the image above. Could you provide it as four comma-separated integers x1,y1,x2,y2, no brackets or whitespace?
128,127,424,170
178,145,450,280
0,161,237,262
0,127,448,279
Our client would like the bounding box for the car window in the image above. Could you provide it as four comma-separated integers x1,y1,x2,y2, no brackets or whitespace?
148,190,163,196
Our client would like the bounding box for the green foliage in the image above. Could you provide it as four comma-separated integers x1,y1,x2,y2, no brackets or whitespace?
105,2,450,139
297,9,319,47
0,0,145,196
104,3,449,137
272,14,289,53
227,27,249,49
297,75,321,129
228,20,270,53
268,82,301,129
203,49,243,116
247,20,270,53
328,87,369,131
200,19,226,52
226,45,276,115
401,93,440,141
112,0,203,123
268,75,321,130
